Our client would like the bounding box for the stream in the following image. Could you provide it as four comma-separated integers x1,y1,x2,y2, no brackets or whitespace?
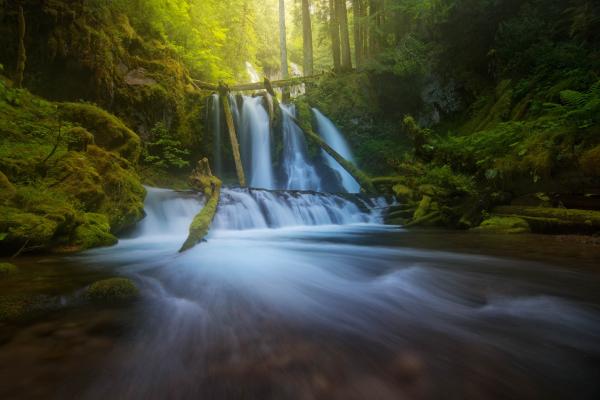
1,187,600,399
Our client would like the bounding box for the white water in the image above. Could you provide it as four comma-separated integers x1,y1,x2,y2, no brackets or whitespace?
312,108,361,193
279,104,321,191
245,61,261,83
240,96,275,189
209,94,222,176
77,187,600,399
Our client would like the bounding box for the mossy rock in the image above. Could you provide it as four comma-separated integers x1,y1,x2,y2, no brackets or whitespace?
59,102,141,161
0,294,56,321
72,213,117,251
85,278,139,304
0,262,18,276
473,216,531,234
493,206,600,234
0,206,58,251
66,126,94,152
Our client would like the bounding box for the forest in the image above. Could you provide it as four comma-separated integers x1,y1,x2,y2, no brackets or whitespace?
0,0,599,399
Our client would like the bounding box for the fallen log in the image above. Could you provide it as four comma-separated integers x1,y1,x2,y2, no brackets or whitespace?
219,84,246,187
192,74,323,92
180,158,222,252
290,113,375,193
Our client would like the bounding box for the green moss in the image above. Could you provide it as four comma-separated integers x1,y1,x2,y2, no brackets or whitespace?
493,206,600,234
0,294,57,321
0,206,58,251
85,277,139,304
0,170,16,200
0,262,18,276
180,175,221,252
413,195,433,220
392,184,414,202
59,102,142,161
474,216,531,234
71,213,117,251
66,126,94,152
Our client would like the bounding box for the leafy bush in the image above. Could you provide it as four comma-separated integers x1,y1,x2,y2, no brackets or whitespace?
143,122,190,170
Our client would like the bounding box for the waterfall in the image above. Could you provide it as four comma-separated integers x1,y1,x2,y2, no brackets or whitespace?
132,187,381,240
209,94,222,177
280,104,321,191
245,61,260,83
240,96,274,189
312,108,361,193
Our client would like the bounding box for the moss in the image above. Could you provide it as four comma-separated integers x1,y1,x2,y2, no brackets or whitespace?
493,206,600,234
580,145,600,177
474,216,531,234
0,294,55,321
413,195,433,220
0,206,59,251
85,277,139,304
392,184,414,202
59,102,142,161
0,262,18,276
71,213,117,251
66,126,94,152
0,170,16,200
180,175,221,252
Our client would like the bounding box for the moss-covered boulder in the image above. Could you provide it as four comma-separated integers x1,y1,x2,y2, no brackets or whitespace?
59,102,141,161
71,213,117,251
0,262,18,276
473,216,531,234
85,278,139,304
0,294,55,321
66,126,94,152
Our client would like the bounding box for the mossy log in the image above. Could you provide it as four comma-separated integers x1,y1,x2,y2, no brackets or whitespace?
193,74,323,92
492,206,600,234
180,159,222,252
290,114,375,193
219,86,246,187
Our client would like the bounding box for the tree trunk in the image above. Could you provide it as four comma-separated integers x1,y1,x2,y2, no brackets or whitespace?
353,0,363,67
329,0,341,71
301,0,313,76
368,0,380,57
279,0,289,100
337,0,352,71
15,4,26,88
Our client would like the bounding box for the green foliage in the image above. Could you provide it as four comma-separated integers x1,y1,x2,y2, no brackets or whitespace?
0,262,18,276
144,122,190,170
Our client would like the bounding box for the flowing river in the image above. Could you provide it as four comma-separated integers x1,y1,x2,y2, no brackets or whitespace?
2,187,600,399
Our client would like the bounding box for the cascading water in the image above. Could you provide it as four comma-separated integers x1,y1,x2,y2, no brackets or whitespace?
279,104,321,191
245,61,261,83
312,108,361,193
240,96,275,189
209,94,223,177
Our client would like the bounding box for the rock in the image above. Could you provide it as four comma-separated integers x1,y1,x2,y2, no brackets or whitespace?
124,68,157,86
85,278,139,304
0,262,18,276
66,127,94,152
473,216,530,234
71,213,118,251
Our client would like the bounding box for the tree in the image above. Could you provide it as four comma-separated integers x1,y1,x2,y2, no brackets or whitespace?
15,4,26,88
353,0,365,67
279,0,289,79
301,0,313,76
329,0,341,71
337,0,352,70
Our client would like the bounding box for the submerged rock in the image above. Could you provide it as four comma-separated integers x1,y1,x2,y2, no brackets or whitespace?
85,278,139,304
